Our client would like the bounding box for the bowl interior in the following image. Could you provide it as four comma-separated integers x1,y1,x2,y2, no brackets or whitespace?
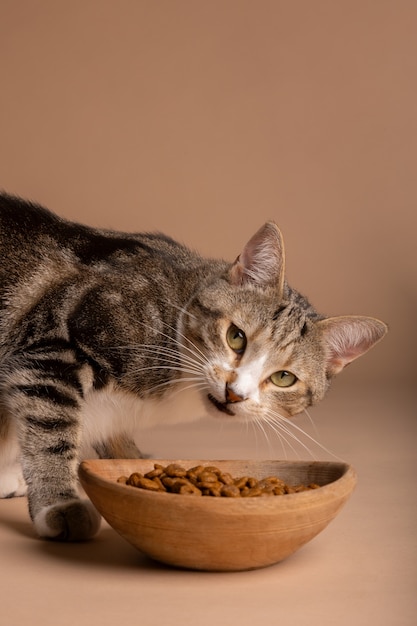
80,458,350,487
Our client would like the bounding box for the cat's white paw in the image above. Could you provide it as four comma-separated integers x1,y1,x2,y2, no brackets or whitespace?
33,499,101,541
0,463,28,498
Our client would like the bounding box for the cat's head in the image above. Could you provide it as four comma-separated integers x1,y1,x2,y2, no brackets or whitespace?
180,222,387,421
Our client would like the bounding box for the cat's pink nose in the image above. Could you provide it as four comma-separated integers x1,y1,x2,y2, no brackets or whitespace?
225,384,245,403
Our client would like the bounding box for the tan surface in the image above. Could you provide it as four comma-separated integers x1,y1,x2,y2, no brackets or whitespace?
1,386,416,625
0,2,416,625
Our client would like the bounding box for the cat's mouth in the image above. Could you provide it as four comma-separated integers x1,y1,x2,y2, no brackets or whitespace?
207,394,235,416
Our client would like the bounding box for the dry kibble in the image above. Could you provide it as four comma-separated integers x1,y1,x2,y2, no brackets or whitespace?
152,476,167,492
234,476,250,490
273,485,286,496
119,464,321,497
127,474,161,492
220,484,241,498
126,472,143,487
241,486,263,497
178,483,202,496
164,463,188,477
169,478,201,495
144,465,165,479
161,476,178,489
197,471,218,483
218,472,234,486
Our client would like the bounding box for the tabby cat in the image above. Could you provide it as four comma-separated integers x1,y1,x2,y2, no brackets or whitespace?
0,193,387,541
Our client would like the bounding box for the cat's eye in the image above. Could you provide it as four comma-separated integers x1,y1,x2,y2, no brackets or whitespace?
270,370,297,388
226,324,247,354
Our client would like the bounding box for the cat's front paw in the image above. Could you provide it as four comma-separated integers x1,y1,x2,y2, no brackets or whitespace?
33,499,101,541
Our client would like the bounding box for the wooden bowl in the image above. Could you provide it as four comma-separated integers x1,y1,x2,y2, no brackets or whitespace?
79,459,356,571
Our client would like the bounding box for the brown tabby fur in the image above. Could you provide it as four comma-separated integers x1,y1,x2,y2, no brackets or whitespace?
0,193,387,540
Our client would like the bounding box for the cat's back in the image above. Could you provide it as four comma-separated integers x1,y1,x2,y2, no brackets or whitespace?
0,193,59,249
0,193,140,265
0,193,197,269
0,194,213,314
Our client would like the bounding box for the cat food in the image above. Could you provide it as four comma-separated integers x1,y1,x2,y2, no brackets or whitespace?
117,463,321,497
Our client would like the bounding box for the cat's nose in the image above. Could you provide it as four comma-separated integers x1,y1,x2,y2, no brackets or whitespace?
225,383,245,403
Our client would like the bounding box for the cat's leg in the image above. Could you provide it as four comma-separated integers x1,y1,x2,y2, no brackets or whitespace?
93,432,146,459
4,357,101,541
0,411,27,498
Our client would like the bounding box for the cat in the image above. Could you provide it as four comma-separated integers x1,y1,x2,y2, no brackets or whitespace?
0,192,387,541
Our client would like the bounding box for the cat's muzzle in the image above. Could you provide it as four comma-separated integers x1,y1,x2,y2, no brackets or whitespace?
207,394,236,416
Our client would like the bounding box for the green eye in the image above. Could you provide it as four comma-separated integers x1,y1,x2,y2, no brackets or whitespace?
226,324,247,354
270,370,297,388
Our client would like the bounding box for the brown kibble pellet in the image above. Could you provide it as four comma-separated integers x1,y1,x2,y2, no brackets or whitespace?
197,471,218,484
169,478,201,495
273,485,286,495
164,463,188,477
188,465,205,475
145,465,165,479
119,464,321,498
152,476,166,491
218,472,234,486
178,483,202,496
126,472,143,487
221,484,241,498
241,486,263,497
161,476,182,489
202,465,219,473
234,476,249,489
127,474,162,491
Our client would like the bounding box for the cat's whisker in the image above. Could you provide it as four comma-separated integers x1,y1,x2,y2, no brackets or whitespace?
174,326,212,367
260,415,291,460
154,357,203,377
257,411,308,458
140,367,207,390
141,316,211,369
108,343,207,379
261,413,302,458
251,414,279,458
264,410,342,461
244,415,260,456
302,407,320,438
120,318,210,369
109,342,206,371
167,380,209,400
146,377,208,398
165,300,198,321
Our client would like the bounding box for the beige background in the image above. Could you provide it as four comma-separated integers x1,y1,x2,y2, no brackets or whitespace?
0,2,415,625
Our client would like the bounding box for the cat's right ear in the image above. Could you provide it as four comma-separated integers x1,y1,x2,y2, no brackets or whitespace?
229,222,285,292
318,315,388,376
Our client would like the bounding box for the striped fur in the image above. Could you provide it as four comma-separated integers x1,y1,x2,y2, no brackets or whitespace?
0,193,387,540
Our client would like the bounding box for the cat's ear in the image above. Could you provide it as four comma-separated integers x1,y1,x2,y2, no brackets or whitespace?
229,222,285,291
318,316,388,376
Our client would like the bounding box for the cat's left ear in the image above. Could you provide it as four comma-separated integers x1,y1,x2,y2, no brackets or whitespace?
229,222,285,292
318,316,388,376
